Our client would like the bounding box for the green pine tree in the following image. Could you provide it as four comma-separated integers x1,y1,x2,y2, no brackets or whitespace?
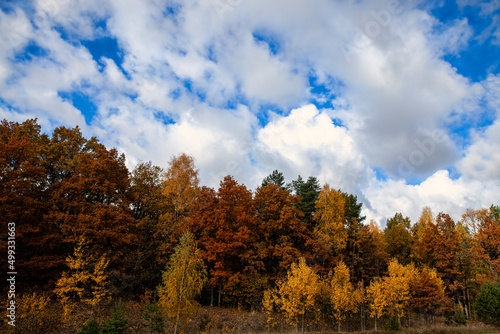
101,300,127,334
142,297,165,333
78,317,100,334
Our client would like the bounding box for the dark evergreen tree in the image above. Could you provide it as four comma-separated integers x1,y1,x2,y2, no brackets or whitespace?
290,175,320,229
261,170,286,189
474,281,500,326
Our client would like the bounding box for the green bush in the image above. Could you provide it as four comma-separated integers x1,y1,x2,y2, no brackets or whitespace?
474,282,500,326
453,312,467,325
142,299,165,333
384,316,400,331
474,281,500,326
101,300,128,334
79,317,100,334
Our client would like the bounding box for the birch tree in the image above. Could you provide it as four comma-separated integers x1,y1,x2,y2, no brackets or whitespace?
158,232,206,334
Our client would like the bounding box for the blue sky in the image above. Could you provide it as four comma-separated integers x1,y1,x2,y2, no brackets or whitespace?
1,0,499,224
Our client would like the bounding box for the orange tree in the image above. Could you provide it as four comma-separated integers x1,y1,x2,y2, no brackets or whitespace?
186,176,256,306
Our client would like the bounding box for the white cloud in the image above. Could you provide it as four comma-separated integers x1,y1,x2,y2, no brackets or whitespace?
255,104,371,193
1,0,499,226
365,170,500,225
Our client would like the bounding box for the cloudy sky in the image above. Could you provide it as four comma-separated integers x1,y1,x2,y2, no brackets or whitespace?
1,0,499,225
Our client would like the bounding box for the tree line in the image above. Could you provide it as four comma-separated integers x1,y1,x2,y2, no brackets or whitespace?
1,118,499,333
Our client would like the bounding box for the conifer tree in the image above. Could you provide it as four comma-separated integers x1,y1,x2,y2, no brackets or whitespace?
54,237,111,318
101,299,128,334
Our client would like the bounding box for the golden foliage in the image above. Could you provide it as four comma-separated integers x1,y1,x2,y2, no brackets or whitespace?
158,231,207,332
54,237,110,320
314,185,347,253
367,259,417,328
263,257,321,332
328,261,363,329
4,291,61,334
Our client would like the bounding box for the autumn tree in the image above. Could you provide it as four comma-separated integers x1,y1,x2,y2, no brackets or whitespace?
409,268,446,326
253,183,312,280
327,261,362,332
367,277,386,330
313,185,347,261
356,221,389,283
46,131,137,279
366,259,418,328
187,176,255,305
54,238,111,319
434,213,460,281
248,183,314,307
0,119,58,286
130,161,167,290
476,205,500,278
383,259,417,326
460,207,499,316
263,258,321,333
411,206,437,267
384,213,412,265
158,232,207,334
160,153,200,258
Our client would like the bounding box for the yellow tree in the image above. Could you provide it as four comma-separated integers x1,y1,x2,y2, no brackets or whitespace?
158,231,207,334
367,277,386,330
162,153,200,219
411,206,435,266
314,185,347,257
54,238,110,319
328,261,360,332
263,257,321,333
160,153,200,258
383,259,418,326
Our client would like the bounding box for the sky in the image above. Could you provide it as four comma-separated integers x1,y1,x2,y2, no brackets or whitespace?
1,0,499,225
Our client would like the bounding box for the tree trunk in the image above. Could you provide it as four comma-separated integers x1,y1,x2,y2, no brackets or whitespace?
361,306,365,332
174,254,188,334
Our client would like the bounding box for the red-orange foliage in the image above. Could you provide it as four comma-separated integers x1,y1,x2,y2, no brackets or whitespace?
253,184,313,281
187,176,256,298
0,119,136,288
410,268,446,325
476,207,500,277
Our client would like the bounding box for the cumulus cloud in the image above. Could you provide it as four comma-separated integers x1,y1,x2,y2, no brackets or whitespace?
365,169,500,225
1,0,499,225
255,104,371,193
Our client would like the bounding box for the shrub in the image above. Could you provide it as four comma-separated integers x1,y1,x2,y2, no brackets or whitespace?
79,317,100,334
384,316,400,331
453,312,467,325
474,281,500,326
142,299,165,333
101,300,128,334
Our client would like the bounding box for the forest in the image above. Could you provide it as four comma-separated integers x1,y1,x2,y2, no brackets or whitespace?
1,118,500,334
